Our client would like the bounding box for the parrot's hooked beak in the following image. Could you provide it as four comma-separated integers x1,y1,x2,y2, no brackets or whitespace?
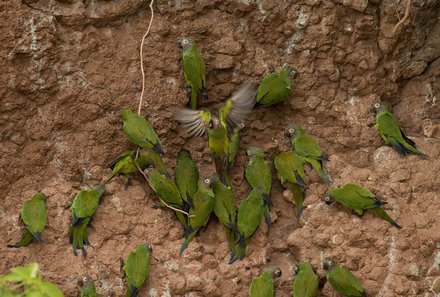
369,106,376,114
176,40,183,49
283,130,291,138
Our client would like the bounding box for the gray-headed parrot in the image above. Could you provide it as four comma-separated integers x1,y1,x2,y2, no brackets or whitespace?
285,124,330,184
370,102,427,157
249,267,282,297
7,192,47,248
324,183,401,228
323,258,366,297
123,243,151,297
292,261,319,297
69,184,105,257
78,275,101,297
177,37,207,110
256,65,298,106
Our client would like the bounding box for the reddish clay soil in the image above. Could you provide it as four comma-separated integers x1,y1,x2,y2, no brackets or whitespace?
1,0,440,296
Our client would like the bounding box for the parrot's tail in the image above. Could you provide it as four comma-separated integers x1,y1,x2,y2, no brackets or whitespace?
125,286,138,297
309,159,331,184
190,87,198,110
180,229,198,255
263,205,272,227
151,142,165,156
289,182,305,218
369,207,401,229
33,232,43,243
224,226,237,262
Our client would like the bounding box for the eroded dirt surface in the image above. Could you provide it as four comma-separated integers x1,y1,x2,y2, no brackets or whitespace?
1,0,440,296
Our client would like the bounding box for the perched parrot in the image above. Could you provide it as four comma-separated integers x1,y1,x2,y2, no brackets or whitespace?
177,38,207,110
69,184,106,257
144,166,186,228
256,65,298,106
123,243,151,297
174,149,199,210
121,108,164,155
175,82,256,186
285,124,331,184
292,261,319,297
212,177,238,261
7,192,47,248
232,189,265,263
249,267,282,297
273,151,306,217
323,258,366,297
78,275,101,297
107,150,150,183
227,126,243,174
245,147,272,227
324,183,401,228
180,177,215,254
370,102,427,157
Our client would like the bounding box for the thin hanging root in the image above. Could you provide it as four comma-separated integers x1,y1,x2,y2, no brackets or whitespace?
138,0,156,115
134,160,195,218
393,0,412,35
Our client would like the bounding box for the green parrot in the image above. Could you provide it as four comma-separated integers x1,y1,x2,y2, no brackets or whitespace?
212,177,238,261
273,151,307,217
256,65,298,106
123,243,151,297
7,192,47,248
249,267,282,297
232,189,265,263
107,150,150,183
144,166,186,228
245,147,272,227
323,258,366,297
324,183,401,228
177,38,207,110
175,82,256,186
78,275,101,297
292,261,319,297
285,124,331,184
174,149,199,209
180,177,215,254
69,184,106,257
370,102,427,157
121,108,164,155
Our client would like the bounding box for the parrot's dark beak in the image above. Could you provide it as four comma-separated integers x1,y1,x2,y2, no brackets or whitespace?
323,262,329,270
176,40,183,49
283,130,291,138
369,106,376,114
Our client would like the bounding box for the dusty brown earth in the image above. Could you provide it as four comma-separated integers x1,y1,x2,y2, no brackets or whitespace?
1,0,440,296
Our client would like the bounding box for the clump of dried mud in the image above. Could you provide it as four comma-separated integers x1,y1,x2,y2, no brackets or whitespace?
1,1,440,296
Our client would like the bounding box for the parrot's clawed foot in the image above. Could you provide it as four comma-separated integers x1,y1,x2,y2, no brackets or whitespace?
352,210,364,218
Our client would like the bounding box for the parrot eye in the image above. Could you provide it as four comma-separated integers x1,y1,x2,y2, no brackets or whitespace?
204,178,211,184
214,119,220,125
289,128,295,134
238,122,245,129
293,265,299,273
182,39,189,45
246,150,252,156
328,260,334,266
324,196,330,201
274,268,282,277
374,103,381,109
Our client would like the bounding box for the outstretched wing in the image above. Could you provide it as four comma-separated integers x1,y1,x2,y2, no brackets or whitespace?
175,108,209,137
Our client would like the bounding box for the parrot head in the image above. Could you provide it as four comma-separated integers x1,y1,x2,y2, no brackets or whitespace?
176,37,194,50
34,192,47,201
323,192,335,204
246,147,264,158
322,258,337,271
121,108,133,121
284,124,303,139
143,164,155,175
284,65,299,80
77,275,94,291
201,176,215,189
269,267,282,278
369,101,389,114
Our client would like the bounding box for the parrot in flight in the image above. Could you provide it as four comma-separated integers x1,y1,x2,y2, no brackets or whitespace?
78,275,101,297
292,261,319,297
323,183,401,228
7,192,47,248
285,124,331,184
245,147,273,227
122,243,151,297
249,267,282,297
370,102,427,157
273,150,306,217
256,65,298,106
180,177,215,254
212,176,238,261
69,184,106,257
323,258,367,297
121,108,164,156
177,37,207,110
174,149,199,209
231,188,265,263
175,82,256,186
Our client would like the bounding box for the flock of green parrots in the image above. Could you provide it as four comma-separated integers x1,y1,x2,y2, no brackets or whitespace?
6,37,428,296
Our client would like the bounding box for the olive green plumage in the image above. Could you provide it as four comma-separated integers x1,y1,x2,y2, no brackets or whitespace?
245,147,272,226
370,102,427,157
180,178,215,254
292,261,319,297
232,189,265,263
107,150,150,183
249,267,282,297
69,184,105,257
324,183,401,228
178,38,206,110
174,149,199,209
123,243,151,297
78,275,101,297
212,177,238,261
323,258,366,297
256,65,297,106
7,192,47,248
285,124,330,184
121,108,164,155
273,151,306,217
